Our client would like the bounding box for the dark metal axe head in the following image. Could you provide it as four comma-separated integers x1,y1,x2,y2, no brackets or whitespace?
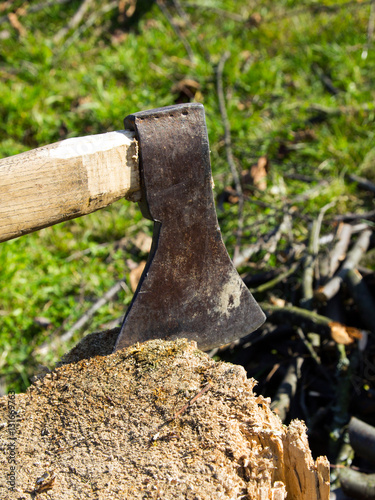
114,103,265,351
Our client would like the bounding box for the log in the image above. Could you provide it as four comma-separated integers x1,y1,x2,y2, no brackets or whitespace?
315,229,372,302
0,337,330,499
329,223,353,277
349,417,375,464
344,268,375,335
339,468,375,500
0,131,140,242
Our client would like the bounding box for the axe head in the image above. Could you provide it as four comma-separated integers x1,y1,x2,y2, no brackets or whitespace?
114,103,265,351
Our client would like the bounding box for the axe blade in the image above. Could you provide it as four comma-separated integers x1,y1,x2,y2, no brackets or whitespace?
114,103,265,351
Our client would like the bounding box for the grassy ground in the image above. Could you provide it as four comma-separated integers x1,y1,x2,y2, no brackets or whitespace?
1,0,374,401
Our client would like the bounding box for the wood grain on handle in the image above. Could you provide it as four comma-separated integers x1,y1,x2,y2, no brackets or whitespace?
0,131,140,243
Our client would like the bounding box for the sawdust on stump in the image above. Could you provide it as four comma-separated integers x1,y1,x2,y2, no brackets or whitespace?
0,337,329,499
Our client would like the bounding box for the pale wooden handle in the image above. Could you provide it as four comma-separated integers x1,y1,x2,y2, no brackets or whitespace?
0,131,141,242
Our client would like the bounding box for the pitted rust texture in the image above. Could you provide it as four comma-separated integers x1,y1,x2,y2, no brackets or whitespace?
115,103,265,351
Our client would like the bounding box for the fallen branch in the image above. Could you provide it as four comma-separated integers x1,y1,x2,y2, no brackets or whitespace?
315,229,372,302
283,173,319,183
329,343,355,458
184,3,246,22
35,279,127,356
0,0,71,25
259,302,333,332
243,268,283,288
54,0,95,43
329,223,353,277
271,357,303,422
301,201,335,309
344,268,375,335
233,212,291,268
291,180,330,203
317,222,352,285
349,417,375,464
308,102,374,117
296,328,332,383
65,241,111,262
185,0,374,24
216,50,244,261
318,222,370,247
339,467,375,499
157,0,195,63
277,0,374,20
250,259,301,294
312,63,340,95
347,173,375,194
172,0,210,60
325,294,346,324
362,0,375,59
56,1,119,54
333,210,375,222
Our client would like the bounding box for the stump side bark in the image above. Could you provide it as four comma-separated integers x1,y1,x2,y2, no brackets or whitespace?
0,337,329,499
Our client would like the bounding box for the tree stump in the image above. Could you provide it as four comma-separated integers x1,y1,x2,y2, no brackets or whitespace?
0,334,330,499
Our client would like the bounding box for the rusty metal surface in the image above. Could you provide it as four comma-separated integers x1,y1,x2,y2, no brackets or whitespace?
114,103,265,351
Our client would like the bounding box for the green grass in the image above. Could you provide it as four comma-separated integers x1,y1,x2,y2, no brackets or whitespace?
1,0,374,392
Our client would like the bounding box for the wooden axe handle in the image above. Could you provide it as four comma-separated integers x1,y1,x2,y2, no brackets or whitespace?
0,131,140,243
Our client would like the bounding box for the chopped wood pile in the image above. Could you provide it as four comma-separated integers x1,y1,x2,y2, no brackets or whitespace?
213,200,375,498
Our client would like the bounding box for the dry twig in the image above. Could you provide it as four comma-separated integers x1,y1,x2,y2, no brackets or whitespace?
271,357,303,422
216,51,244,261
259,302,333,331
347,173,375,194
291,180,330,203
344,268,375,335
250,259,301,294
36,279,127,356
308,102,374,117
174,382,212,419
57,1,118,54
233,211,291,268
184,3,246,22
157,0,195,63
362,0,375,59
296,328,332,383
54,0,95,43
0,0,71,25
152,382,212,440
7,12,26,36
333,209,375,222
301,201,335,309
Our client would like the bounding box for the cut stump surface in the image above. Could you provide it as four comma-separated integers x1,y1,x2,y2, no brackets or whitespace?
0,337,329,499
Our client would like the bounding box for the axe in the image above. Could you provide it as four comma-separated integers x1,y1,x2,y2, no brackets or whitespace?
0,103,265,350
